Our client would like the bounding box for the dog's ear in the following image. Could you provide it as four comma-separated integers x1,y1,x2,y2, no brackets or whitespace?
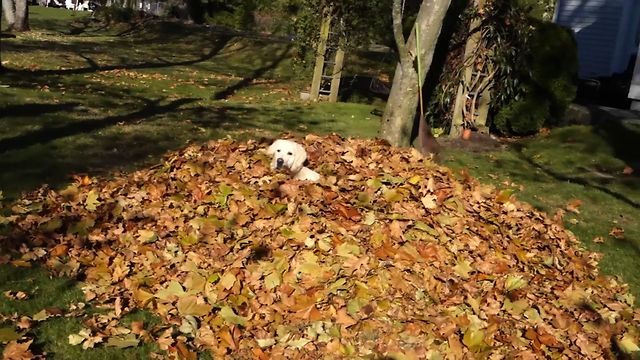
291,143,307,173
266,140,279,156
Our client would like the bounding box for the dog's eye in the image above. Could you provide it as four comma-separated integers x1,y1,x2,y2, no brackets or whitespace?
276,149,281,152
287,152,292,156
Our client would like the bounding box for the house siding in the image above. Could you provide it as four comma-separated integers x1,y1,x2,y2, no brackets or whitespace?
554,0,632,78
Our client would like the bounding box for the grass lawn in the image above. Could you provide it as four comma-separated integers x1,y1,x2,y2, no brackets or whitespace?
1,6,639,358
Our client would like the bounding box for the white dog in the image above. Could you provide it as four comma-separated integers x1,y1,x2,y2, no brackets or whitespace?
266,139,320,182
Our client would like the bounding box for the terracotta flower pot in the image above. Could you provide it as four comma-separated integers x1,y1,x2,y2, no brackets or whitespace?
462,128,472,140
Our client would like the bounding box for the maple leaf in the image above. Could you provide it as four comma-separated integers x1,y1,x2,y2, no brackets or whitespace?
609,227,625,239
84,190,101,211
2,340,33,360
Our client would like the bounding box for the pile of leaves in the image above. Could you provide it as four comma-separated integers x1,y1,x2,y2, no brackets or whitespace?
1,134,639,359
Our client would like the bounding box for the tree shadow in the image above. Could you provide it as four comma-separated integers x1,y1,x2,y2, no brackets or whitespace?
584,105,640,175
0,97,196,153
510,142,640,209
2,33,234,76
1,102,81,117
212,43,292,100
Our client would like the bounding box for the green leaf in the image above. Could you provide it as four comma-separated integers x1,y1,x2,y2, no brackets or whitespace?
106,334,139,348
0,327,21,342
326,277,348,295
219,306,246,326
287,338,311,349
39,217,63,233
155,280,186,301
503,298,529,315
137,230,157,244
505,274,528,292
179,232,198,246
265,203,287,216
264,272,281,290
336,243,361,258
356,192,372,207
413,221,438,236
214,184,234,207
68,333,85,346
68,217,95,236
366,178,383,191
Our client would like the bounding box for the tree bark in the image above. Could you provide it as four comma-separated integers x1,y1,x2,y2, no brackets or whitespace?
2,0,16,29
380,0,451,147
12,0,29,32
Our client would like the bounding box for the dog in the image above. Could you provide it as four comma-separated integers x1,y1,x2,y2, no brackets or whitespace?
266,139,320,182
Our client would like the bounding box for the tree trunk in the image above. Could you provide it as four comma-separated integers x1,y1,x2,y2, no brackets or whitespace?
380,0,451,147
12,0,29,32
2,0,16,29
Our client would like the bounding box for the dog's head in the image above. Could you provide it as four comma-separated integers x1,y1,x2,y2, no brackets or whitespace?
266,139,307,174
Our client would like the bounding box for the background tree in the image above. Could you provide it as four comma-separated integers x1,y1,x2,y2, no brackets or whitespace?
3,0,29,31
379,0,450,147
2,0,16,29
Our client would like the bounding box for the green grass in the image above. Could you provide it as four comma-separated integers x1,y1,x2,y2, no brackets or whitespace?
0,7,385,201
1,6,639,358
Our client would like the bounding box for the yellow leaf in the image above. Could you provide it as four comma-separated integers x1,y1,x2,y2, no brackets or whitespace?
219,272,236,290
462,328,486,352
85,190,101,211
408,175,422,185
264,272,281,290
219,306,246,326
137,230,157,244
336,243,361,258
505,274,528,292
184,272,207,294
421,195,437,210
155,281,186,301
383,188,405,202
453,260,473,279
177,296,212,316
617,334,640,354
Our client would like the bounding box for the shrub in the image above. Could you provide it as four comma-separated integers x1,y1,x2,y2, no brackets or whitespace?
493,21,578,135
493,92,550,135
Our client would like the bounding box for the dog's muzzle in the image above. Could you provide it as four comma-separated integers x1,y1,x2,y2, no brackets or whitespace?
276,158,284,169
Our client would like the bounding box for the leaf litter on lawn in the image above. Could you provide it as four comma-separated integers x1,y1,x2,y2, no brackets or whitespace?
1,134,639,359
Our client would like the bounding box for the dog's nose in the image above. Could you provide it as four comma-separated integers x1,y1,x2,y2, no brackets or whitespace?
276,158,284,168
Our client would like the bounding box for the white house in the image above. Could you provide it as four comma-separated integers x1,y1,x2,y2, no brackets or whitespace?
553,0,640,109
553,0,640,78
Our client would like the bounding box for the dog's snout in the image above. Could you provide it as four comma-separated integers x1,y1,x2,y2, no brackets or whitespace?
276,158,284,168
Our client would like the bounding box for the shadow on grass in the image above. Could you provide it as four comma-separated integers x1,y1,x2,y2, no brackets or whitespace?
0,97,196,153
586,106,640,178
511,142,639,209
212,43,292,100
1,102,81,117
2,33,233,76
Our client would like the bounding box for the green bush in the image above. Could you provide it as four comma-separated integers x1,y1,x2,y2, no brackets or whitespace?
528,21,578,119
494,93,550,135
494,21,578,135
